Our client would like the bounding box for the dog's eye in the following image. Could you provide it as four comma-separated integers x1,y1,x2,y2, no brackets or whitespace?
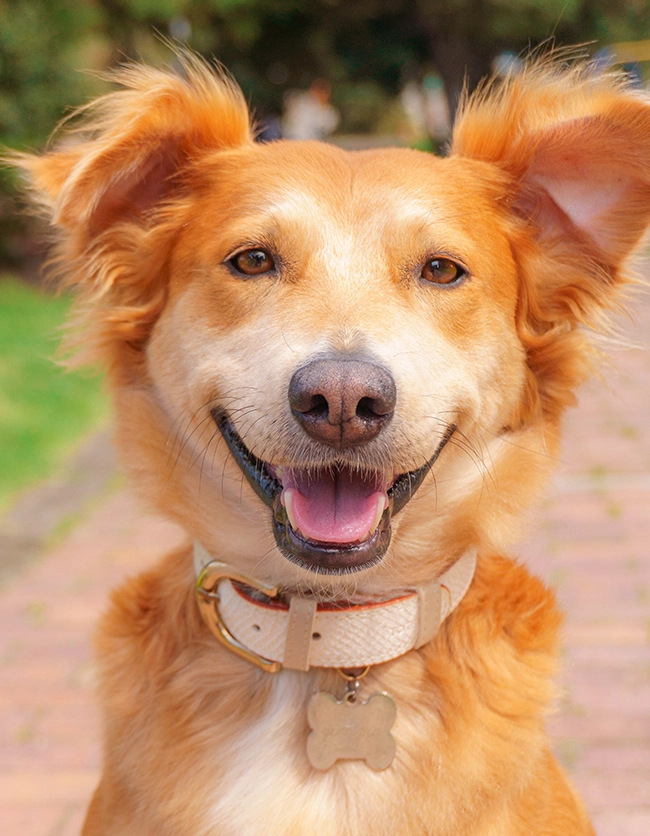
421,258,466,286
229,248,275,276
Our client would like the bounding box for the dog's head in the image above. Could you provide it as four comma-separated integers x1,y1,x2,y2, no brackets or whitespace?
16,56,650,592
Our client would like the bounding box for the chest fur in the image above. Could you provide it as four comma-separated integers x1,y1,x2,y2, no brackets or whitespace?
199,672,433,836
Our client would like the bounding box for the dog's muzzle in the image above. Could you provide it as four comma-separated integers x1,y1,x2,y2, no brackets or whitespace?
212,352,455,574
212,406,455,575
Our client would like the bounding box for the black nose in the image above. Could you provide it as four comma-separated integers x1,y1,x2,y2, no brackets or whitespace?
288,357,396,449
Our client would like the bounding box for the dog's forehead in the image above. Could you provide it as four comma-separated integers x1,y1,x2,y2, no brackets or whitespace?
201,141,504,240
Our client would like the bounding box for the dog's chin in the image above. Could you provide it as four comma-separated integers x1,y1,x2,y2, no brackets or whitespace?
211,408,455,576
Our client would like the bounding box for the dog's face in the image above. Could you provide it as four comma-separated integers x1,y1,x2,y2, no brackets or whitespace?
145,141,528,583
19,60,650,593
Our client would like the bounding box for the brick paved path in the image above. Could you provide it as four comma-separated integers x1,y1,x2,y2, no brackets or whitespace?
520,294,650,835
1,302,648,835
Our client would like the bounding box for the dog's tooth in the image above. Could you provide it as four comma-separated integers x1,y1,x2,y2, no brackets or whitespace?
371,494,387,534
275,466,286,483
282,489,299,532
357,495,387,542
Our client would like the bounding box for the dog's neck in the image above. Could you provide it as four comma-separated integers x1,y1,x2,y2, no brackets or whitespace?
193,542,477,673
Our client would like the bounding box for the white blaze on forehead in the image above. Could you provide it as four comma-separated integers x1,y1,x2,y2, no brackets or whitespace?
254,185,449,303
261,183,440,244
260,189,326,221
261,187,355,268
370,190,441,230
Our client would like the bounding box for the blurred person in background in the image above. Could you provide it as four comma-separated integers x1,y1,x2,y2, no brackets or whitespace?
282,79,340,141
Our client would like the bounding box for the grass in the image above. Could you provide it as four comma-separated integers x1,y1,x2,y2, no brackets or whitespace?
0,275,108,512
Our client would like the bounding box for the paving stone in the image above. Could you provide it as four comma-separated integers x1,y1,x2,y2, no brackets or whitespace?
591,810,650,836
0,804,68,836
520,293,650,830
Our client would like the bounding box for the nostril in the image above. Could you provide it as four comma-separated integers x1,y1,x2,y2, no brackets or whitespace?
303,393,329,419
356,396,380,421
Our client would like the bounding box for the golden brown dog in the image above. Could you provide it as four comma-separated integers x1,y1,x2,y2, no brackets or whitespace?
15,55,650,834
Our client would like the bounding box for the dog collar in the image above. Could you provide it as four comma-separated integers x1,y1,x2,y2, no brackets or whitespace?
194,542,477,673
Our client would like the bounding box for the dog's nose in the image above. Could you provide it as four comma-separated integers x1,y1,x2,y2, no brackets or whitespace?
288,357,396,448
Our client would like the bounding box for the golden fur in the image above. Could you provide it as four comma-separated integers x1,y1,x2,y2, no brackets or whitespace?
13,55,650,834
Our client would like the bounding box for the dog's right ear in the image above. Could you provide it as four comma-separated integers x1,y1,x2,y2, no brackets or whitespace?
6,56,252,369
13,56,252,241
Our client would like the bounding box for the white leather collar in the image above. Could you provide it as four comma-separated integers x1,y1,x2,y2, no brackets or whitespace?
194,542,477,672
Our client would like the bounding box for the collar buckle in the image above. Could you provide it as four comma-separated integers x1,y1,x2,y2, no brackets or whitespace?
196,561,283,673
194,545,477,673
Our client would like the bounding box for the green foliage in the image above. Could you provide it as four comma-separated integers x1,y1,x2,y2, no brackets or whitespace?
0,1,111,264
0,0,106,149
128,0,187,19
2,0,650,156
0,277,108,511
331,81,391,134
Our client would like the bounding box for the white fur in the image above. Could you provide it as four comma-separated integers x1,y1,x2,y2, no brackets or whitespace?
201,671,435,836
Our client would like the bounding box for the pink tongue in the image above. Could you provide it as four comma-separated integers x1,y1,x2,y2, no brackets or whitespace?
281,467,387,544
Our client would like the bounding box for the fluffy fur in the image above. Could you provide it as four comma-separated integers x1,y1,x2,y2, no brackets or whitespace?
13,55,650,834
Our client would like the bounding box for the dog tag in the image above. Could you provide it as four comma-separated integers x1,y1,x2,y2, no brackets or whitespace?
306,690,397,770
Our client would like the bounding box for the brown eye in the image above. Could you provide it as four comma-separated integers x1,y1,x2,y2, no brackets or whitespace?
421,257,466,286
230,248,275,276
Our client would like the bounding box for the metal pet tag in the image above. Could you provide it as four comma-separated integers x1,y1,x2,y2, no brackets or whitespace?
306,689,397,771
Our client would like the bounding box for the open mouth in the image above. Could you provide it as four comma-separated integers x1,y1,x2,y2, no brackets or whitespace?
212,408,455,574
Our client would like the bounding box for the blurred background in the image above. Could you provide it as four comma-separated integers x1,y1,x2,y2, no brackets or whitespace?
1,5,650,835
1,0,650,508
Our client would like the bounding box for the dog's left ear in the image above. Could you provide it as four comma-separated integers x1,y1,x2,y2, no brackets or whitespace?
452,64,650,271
452,64,650,422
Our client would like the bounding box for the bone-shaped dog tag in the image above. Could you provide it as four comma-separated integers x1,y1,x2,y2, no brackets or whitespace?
307,691,396,770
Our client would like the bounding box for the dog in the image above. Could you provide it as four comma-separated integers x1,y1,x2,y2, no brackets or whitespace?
13,54,650,834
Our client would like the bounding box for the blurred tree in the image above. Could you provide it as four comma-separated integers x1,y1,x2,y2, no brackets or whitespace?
3,0,650,270
0,1,105,149
197,0,649,121
398,0,650,119
413,0,581,120
4,0,650,149
0,0,109,265
110,0,650,122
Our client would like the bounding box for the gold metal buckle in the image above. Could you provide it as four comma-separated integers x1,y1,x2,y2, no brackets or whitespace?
195,560,282,673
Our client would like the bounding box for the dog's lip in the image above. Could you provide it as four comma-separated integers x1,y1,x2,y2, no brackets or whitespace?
211,407,454,515
211,408,282,509
211,407,455,573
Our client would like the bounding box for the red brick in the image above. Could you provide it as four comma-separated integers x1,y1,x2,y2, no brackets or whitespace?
591,810,650,836
0,804,66,836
